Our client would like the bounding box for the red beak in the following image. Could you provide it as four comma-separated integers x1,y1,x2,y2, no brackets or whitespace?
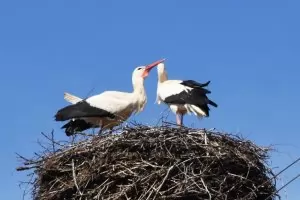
142,58,165,78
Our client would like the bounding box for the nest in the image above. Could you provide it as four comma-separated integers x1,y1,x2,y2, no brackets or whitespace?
17,125,278,200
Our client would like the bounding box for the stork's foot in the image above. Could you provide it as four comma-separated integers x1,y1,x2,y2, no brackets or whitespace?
97,128,114,136
97,128,103,136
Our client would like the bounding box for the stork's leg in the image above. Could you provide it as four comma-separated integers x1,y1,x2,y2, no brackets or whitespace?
97,122,104,135
180,114,184,126
176,113,183,126
97,128,103,135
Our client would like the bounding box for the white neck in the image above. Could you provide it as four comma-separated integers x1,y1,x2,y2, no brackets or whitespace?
132,79,145,95
132,78,147,113
158,69,168,83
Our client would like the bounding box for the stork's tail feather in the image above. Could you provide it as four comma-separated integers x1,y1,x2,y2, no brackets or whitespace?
61,119,95,136
55,104,77,121
208,99,218,107
64,92,83,104
200,81,211,87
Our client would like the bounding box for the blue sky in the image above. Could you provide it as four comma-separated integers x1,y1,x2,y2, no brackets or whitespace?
1,0,299,199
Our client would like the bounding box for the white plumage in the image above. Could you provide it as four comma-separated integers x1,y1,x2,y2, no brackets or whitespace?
64,92,81,104
61,91,142,135
155,62,218,126
55,59,165,136
65,91,142,114
156,80,191,104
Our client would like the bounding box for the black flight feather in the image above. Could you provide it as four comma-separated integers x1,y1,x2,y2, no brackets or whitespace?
55,101,115,121
180,80,211,94
61,119,97,136
163,80,218,116
181,80,211,88
208,99,218,107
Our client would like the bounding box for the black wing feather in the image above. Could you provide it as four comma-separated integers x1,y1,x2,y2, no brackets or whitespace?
181,80,210,89
55,101,115,121
61,119,97,136
163,80,218,116
180,80,211,94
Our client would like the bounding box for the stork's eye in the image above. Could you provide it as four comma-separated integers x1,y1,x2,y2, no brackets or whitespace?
137,67,142,70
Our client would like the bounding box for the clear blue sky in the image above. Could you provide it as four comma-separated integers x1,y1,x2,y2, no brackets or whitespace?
1,0,299,199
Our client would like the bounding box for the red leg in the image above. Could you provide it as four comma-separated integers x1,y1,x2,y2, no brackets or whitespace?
176,113,183,126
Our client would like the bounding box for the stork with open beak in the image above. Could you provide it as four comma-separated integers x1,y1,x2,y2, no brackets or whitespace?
155,62,218,126
54,59,165,136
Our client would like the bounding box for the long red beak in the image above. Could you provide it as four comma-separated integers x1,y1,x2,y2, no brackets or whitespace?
142,58,165,78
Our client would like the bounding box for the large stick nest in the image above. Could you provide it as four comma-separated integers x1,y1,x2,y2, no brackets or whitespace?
17,125,278,200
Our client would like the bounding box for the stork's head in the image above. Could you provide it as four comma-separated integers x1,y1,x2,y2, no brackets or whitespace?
132,59,166,83
157,62,166,74
157,62,168,83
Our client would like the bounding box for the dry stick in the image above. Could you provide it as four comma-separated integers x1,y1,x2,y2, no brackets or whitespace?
153,165,174,199
40,132,57,152
264,173,300,200
156,107,170,126
144,180,158,200
203,131,210,156
16,153,39,165
20,171,35,200
201,178,212,200
50,130,56,152
72,159,83,196
16,165,38,171
162,121,189,129
204,131,208,145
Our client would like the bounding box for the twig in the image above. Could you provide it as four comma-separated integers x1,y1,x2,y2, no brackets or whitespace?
201,178,212,200
72,159,83,196
16,166,39,171
153,165,174,199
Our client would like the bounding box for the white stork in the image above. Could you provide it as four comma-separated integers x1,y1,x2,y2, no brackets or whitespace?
155,62,218,126
54,59,165,136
